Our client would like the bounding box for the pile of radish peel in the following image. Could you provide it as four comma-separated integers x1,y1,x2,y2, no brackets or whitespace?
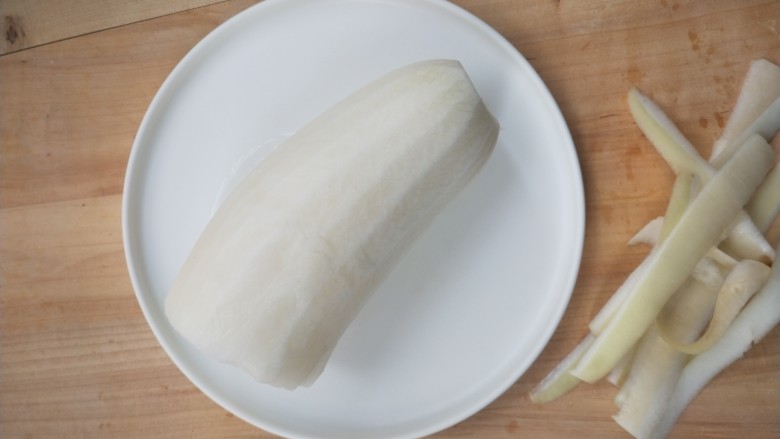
530,59,780,439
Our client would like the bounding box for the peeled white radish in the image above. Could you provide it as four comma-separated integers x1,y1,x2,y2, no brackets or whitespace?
164,60,499,389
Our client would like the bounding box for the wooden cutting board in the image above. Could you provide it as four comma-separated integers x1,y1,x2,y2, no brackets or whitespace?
1,1,778,438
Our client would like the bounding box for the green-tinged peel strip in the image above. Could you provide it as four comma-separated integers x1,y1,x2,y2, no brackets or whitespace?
570,135,775,384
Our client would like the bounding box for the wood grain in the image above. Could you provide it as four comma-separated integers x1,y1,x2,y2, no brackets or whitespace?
0,0,227,55
1,0,779,438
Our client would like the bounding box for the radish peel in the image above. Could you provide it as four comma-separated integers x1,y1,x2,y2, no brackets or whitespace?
658,259,771,355
532,62,780,439
648,247,780,439
528,334,594,403
710,59,780,160
747,161,780,233
627,88,774,263
570,134,774,384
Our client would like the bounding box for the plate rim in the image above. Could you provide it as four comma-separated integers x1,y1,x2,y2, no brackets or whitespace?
121,0,585,437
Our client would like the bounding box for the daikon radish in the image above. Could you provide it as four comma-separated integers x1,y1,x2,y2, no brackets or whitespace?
165,60,499,389
570,135,774,384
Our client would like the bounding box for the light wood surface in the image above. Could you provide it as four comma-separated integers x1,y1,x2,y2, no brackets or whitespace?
1,1,778,438
0,0,225,55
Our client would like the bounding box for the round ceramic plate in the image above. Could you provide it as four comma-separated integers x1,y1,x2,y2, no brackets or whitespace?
122,0,585,437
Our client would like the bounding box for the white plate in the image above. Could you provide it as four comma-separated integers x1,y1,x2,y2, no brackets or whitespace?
122,0,584,437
